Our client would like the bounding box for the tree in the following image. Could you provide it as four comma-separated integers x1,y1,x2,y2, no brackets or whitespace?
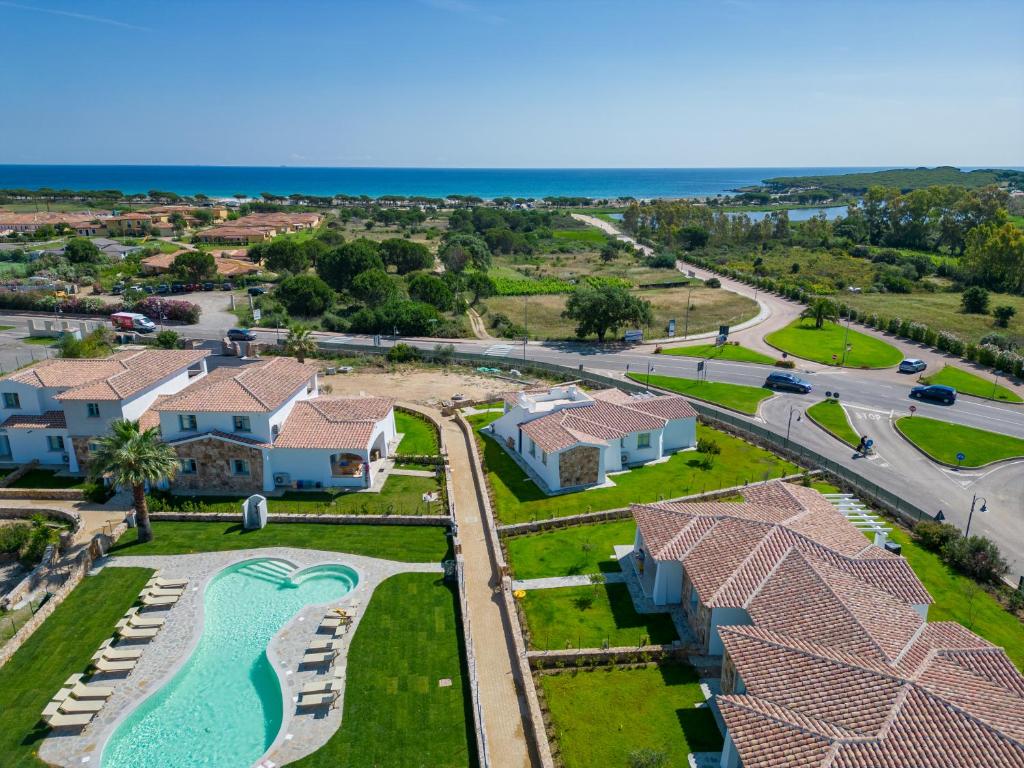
317,238,385,291
960,286,990,314
276,273,335,316
284,324,318,363
439,233,490,273
169,212,187,234
800,297,838,329
63,237,101,264
260,238,310,274
172,250,215,282
155,330,180,349
90,419,179,543
963,221,1024,294
562,283,652,342
408,273,455,311
351,269,398,305
58,328,112,358
993,305,1017,328
380,238,433,274
464,272,496,305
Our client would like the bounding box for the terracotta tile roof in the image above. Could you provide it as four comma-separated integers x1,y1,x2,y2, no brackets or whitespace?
0,410,66,429
153,358,317,413
273,396,394,450
137,396,166,432
165,430,271,449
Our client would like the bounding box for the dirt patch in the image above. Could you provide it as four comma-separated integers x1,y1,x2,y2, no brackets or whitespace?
320,366,524,405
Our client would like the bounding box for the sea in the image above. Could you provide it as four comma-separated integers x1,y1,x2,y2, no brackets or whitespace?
0,165,893,200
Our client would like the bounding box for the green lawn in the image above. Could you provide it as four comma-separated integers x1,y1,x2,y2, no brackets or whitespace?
552,228,608,244
109,521,451,563
0,325,14,331
19,336,56,346
660,343,776,365
895,416,1024,467
470,413,797,524
395,410,441,455
627,372,772,415
507,520,636,580
0,567,154,768
290,573,474,768
806,400,860,447
151,474,441,516
521,583,678,650
540,663,722,768
8,470,87,489
765,319,903,368
922,365,1023,404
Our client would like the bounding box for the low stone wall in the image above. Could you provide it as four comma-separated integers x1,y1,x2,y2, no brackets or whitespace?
527,643,696,668
148,511,452,527
0,487,85,501
0,460,39,488
0,505,83,532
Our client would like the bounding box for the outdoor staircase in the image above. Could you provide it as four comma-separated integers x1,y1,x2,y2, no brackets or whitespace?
237,559,294,586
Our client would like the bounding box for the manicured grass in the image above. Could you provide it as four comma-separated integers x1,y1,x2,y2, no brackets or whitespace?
470,414,798,524
765,319,903,368
109,521,452,562
806,399,860,447
809,480,841,494
922,365,1023,404
507,520,636,580
0,324,16,331
521,583,678,649
395,410,441,455
151,474,441,516
895,416,1024,467
290,573,473,768
540,663,722,768
884,525,1024,670
627,372,772,415
0,567,154,768
19,336,57,346
8,469,87,489
660,343,776,365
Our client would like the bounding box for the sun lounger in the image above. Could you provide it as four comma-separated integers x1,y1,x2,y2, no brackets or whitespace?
54,696,105,714
300,651,338,666
331,624,349,639
67,681,114,700
296,690,339,709
92,657,136,673
141,594,178,607
41,702,94,728
143,587,185,598
319,616,342,630
300,674,345,694
116,624,159,640
147,576,188,588
93,639,143,661
306,639,340,652
123,608,166,628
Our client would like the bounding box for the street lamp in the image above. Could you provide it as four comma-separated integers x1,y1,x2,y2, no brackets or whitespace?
786,405,801,443
965,495,987,538
682,283,694,339
646,362,654,391
840,314,852,367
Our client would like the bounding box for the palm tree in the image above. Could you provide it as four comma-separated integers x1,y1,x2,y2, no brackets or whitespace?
90,420,179,543
800,297,838,329
284,324,317,364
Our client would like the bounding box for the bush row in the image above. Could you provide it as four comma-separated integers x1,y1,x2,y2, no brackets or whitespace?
913,521,1010,585
0,290,201,324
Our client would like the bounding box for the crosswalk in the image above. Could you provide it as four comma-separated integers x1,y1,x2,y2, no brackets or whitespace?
484,344,514,357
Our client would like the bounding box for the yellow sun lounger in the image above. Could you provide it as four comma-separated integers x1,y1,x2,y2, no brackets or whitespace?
41,701,94,728
92,657,136,673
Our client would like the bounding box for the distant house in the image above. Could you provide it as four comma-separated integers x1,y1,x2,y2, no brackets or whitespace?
102,213,154,236
488,384,697,492
91,238,142,260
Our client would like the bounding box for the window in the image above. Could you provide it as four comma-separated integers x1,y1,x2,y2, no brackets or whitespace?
179,458,197,474
0,435,10,458
637,432,651,449
231,459,250,476
528,438,536,457
47,435,65,452
87,403,101,418
178,414,198,431
541,450,547,466
2,392,20,409
233,415,251,433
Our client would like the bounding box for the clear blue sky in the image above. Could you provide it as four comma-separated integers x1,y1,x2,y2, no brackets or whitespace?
1,0,1021,167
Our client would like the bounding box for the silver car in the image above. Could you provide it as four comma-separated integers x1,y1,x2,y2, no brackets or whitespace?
898,358,927,373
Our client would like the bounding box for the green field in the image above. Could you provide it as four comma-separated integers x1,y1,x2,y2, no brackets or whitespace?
394,410,441,455
806,400,860,447
765,319,903,368
552,228,608,244
627,372,772,415
109,520,452,562
506,519,636,580
540,663,722,768
660,343,776,365
290,573,473,768
0,567,154,768
894,416,1024,467
922,365,1023,404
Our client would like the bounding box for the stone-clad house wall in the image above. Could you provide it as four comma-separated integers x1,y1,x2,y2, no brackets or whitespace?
70,436,94,474
170,437,263,494
558,445,600,488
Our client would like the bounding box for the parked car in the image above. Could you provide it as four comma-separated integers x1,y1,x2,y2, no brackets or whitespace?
247,286,266,296
203,282,215,291
227,328,256,342
171,283,185,293
337,365,353,373
142,285,155,294
111,283,125,295
111,312,156,334
156,283,170,294
899,358,927,373
221,282,233,291
910,384,956,404
763,372,813,393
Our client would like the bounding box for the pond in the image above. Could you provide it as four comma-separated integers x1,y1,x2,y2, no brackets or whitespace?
607,206,848,223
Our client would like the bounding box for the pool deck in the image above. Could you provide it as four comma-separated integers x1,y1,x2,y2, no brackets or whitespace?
38,547,441,768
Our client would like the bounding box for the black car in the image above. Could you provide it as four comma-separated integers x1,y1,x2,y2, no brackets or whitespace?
203,282,215,291
171,283,185,293
221,282,233,291
910,384,957,404
227,328,257,342
764,371,813,393
156,283,169,294
247,286,266,297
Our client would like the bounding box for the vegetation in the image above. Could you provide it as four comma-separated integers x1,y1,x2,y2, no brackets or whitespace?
8,470,87,489
0,567,154,768
659,343,776,365
0,515,59,567
912,521,1008,585
108,520,451,562
806,400,861,447
895,416,1024,467
921,365,1023,403
290,573,473,768
394,410,440,455
540,663,722,768
627,372,772,415
506,520,636,580
276,274,335,317
562,283,652,342
759,166,1024,194
56,328,113,358
283,323,318,363
765,319,903,368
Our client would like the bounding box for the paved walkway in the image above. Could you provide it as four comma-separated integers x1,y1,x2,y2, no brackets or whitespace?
512,572,625,591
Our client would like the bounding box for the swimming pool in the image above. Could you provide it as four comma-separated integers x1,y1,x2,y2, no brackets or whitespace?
101,558,358,768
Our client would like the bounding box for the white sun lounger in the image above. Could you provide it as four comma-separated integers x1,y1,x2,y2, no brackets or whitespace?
300,674,345,694
297,690,339,709
147,576,188,588
42,702,94,728
141,594,178,608
92,657,136,673
306,639,340,652
300,650,338,666
122,609,165,628
116,623,159,640
92,645,143,662
53,696,105,714
66,681,114,700
144,587,185,598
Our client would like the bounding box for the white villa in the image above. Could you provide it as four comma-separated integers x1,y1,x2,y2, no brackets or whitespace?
488,384,698,492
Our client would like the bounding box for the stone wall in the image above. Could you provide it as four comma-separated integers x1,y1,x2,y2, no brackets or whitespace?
0,488,85,501
527,644,695,668
169,436,264,494
557,445,599,488
148,511,451,527
70,436,94,474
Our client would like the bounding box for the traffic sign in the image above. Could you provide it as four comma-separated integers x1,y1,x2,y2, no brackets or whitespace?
719,325,730,338
956,452,966,467
252,309,262,322
697,360,705,372
909,405,917,415
866,439,874,449
668,318,676,337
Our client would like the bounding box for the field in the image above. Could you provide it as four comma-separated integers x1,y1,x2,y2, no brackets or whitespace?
894,416,1024,467
540,663,722,768
660,342,777,364
506,520,636,580
551,228,608,244
921,365,1023,403
806,399,860,447
394,410,441,455
765,318,903,368
486,284,757,341
628,372,772,415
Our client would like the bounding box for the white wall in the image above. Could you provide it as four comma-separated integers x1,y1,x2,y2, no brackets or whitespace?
63,399,128,437
709,607,753,655
269,448,368,489
5,429,77,471
621,427,664,465
519,435,561,490
490,408,524,449
121,363,206,421
652,560,683,605
663,417,697,452
267,376,317,438
0,382,44,421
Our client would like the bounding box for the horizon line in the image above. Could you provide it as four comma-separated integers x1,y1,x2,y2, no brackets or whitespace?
2,163,1022,171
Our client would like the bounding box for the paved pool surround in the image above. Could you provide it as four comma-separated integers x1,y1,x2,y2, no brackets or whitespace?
38,547,442,768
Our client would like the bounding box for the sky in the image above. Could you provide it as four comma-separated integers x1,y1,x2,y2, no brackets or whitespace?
0,0,1022,168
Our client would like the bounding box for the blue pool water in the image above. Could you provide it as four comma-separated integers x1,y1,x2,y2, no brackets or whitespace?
101,558,357,768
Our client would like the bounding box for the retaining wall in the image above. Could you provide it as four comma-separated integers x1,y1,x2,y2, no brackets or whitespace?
0,488,85,501
148,512,452,527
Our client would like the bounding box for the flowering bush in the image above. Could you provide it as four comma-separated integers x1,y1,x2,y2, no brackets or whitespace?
131,297,201,324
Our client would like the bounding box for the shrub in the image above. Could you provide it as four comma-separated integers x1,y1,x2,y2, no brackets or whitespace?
923,328,938,347
133,297,201,324
913,521,961,553
155,330,180,349
705,277,721,288
696,437,721,454
774,359,796,368
887,317,901,334
941,535,1010,584
960,286,990,314
387,343,421,363
993,305,1017,328
320,312,350,333
937,332,965,357
976,344,998,368
0,522,30,554
628,749,668,768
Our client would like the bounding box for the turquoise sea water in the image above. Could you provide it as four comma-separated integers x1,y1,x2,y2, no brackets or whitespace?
101,558,357,768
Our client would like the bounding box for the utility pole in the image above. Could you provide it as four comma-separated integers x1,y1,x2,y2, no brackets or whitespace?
683,283,693,339
646,362,654,391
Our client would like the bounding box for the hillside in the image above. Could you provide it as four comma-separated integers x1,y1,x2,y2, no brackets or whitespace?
758,166,1024,194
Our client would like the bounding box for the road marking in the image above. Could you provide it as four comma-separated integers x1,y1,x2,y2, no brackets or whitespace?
484,344,513,357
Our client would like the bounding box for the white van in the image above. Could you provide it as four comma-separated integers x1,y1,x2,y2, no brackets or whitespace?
111,312,157,334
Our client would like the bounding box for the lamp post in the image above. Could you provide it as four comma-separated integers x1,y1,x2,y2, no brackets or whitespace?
840,314,852,367
646,362,654,391
786,405,801,443
965,495,987,538
683,283,694,339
